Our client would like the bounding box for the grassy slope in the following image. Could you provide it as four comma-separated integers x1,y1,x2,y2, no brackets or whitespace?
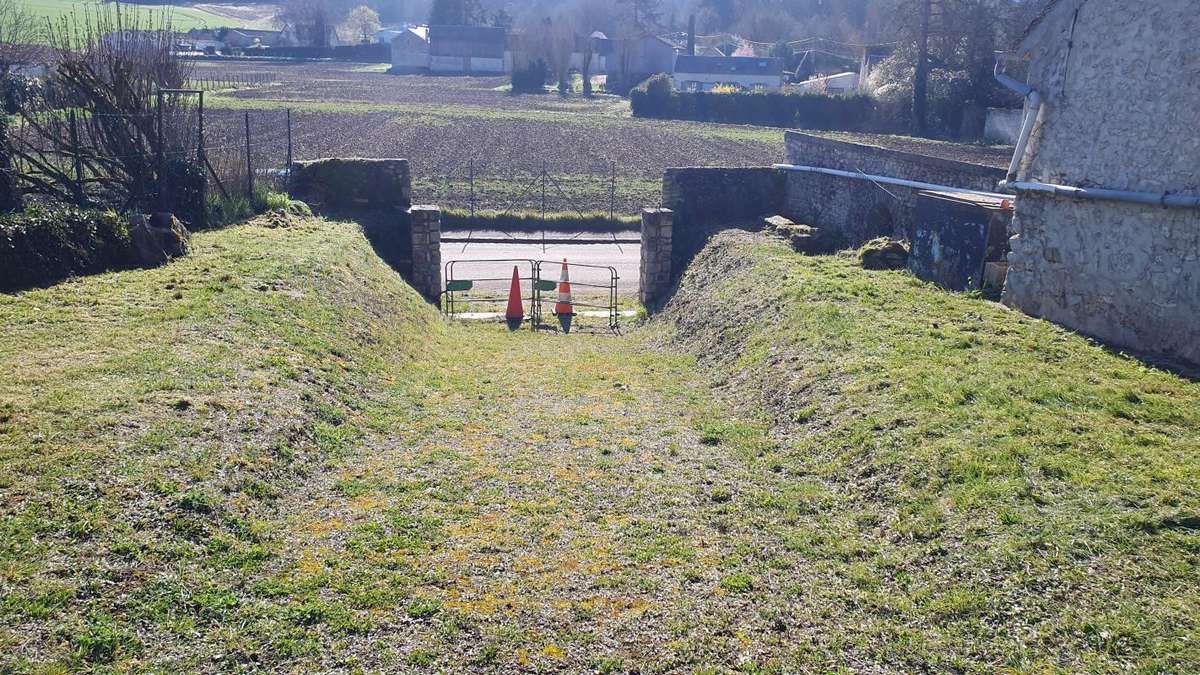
0,217,442,668
3,220,1197,671
658,231,1200,671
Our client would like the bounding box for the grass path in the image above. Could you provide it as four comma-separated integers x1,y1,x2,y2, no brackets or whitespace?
255,324,808,671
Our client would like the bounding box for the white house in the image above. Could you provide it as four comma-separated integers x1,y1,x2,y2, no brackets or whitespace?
671,55,783,92
390,25,430,72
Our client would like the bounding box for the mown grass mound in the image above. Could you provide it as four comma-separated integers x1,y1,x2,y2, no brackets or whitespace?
0,216,441,668
657,230,1200,670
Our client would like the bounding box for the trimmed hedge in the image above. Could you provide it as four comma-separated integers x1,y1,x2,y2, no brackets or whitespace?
0,205,135,292
630,73,877,130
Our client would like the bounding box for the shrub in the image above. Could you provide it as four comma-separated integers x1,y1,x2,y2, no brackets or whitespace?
0,204,135,292
629,73,675,118
511,58,549,94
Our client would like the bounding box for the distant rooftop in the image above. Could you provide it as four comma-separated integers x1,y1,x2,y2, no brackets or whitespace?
674,55,783,77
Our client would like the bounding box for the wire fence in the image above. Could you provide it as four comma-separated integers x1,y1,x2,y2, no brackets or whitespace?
415,159,662,218
14,95,661,230
204,107,294,203
11,94,298,228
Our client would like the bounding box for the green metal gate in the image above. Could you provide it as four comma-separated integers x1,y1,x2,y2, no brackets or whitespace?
442,258,620,332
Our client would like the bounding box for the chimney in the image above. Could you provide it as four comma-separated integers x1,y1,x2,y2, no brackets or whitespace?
687,14,695,56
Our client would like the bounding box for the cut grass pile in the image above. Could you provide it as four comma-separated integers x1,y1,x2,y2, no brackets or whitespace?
656,230,1200,671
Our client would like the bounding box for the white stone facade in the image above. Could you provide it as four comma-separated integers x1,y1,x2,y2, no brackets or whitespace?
1003,0,1200,365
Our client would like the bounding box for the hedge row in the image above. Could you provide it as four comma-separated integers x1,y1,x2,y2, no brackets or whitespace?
630,73,877,130
0,205,134,292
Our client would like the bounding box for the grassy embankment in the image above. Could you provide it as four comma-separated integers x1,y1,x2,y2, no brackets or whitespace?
656,230,1200,671
1,221,1196,671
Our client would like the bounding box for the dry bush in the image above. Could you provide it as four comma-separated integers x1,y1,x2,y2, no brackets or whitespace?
8,4,196,213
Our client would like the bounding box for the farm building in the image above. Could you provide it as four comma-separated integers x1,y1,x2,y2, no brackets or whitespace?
600,34,679,92
219,28,294,49
672,55,784,91
390,26,430,72
428,25,508,75
999,0,1200,365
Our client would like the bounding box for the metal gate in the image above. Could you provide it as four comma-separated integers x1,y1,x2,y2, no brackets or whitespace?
442,258,620,332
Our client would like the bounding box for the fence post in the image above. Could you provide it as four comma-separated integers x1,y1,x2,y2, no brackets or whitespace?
198,91,207,230
286,108,293,181
541,161,546,223
610,161,616,221
68,110,83,202
469,159,474,219
244,111,253,196
156,91,165,211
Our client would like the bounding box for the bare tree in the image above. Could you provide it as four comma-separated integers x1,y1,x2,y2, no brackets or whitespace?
343,5,380,44
277,0,347,47
545,16,576,95
8,6,196,213
0,0,42,78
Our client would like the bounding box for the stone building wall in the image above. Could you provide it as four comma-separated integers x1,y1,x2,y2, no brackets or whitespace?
1003,0,1200,365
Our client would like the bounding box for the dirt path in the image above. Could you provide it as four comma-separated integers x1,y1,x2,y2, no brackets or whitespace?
261,324,814,671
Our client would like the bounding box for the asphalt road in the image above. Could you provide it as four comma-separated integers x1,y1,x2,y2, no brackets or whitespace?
440,230,641,296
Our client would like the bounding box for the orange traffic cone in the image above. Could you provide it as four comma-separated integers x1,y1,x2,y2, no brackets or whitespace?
554,258,575,334
505,265,524,330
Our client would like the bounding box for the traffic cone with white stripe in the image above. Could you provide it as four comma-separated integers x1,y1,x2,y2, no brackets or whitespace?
504,265,523,330
553,258,575,334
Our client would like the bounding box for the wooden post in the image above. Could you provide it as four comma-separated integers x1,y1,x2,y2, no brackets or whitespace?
244,111,253,196
198,91,207,229
156,91,165,211
68,110,84,203
286,108,293,179
610,161,616,221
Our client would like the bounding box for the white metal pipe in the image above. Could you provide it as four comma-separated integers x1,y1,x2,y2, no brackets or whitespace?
994,63,1042,182
772,163,1010,200
999,180,1200,209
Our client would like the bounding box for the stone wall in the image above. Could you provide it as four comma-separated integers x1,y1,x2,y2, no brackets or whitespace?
639,208,673,306
781,170,914,249
784,132,1004,193
781,131,1007,248
661,167,784,277
289,158,411,212
1003,0,1200,365
408,205,442,302
288,157,445,304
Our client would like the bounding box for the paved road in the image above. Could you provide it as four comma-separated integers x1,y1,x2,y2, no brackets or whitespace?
440,230,641,296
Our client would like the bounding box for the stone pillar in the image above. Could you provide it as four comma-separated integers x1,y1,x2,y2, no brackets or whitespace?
639,208,674,307
409,205,442,303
